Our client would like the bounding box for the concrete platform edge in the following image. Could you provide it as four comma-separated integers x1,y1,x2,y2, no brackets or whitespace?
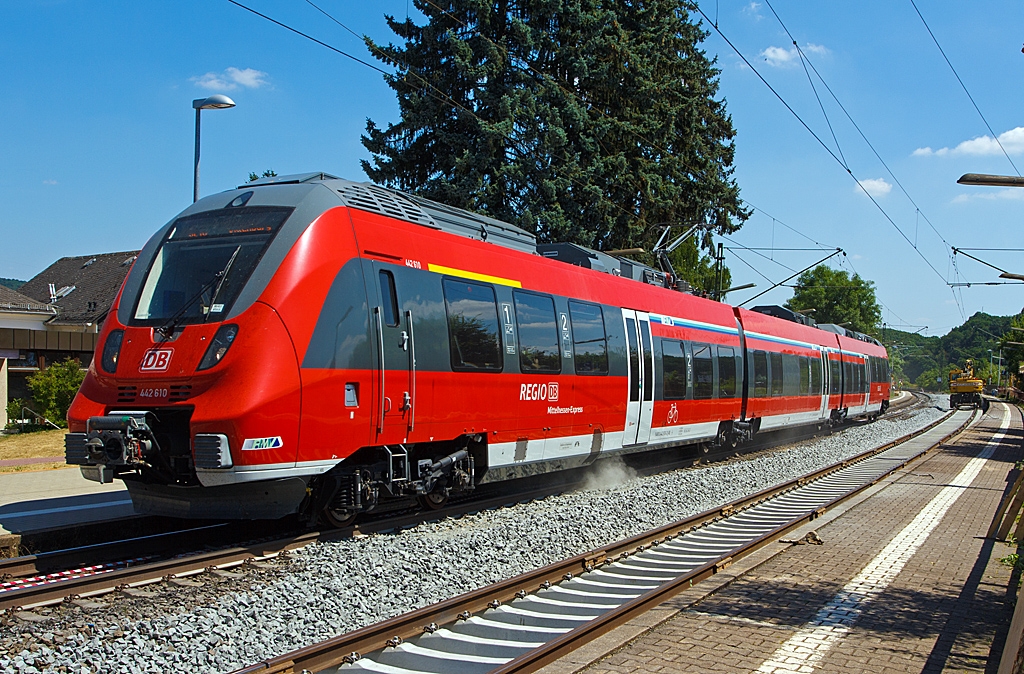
536,411,973,674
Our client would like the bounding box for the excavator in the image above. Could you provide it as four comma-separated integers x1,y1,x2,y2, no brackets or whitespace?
949,359,989,411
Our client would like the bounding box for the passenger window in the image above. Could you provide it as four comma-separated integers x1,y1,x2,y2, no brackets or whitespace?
830,358,841,395
513,292,560,374
569,301,608,375
717,346,736,398
784,354,800,396
770,352,784,396
753,351,768,397
798,357,810,395
379,270,399,327
442,278,502,371
693,343,714,399
810,357,822,395
663,340,687,400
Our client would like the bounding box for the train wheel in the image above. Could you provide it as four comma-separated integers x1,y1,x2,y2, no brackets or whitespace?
321,507,357,529
418,490,449,511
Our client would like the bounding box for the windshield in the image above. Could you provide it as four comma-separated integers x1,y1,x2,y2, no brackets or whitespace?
131,206,293,325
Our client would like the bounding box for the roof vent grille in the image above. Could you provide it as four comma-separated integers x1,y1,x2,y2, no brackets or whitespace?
336,183,436,228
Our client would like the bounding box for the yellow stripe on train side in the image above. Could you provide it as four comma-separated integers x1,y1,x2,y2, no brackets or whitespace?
427,263,522,288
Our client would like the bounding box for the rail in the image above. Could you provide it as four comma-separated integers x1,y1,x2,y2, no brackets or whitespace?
233,400,972,674
0,392,930,612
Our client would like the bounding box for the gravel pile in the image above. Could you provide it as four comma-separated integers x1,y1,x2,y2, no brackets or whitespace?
0,397,950,673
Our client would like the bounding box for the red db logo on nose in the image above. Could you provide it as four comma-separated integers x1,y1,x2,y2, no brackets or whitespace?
140,348,173,372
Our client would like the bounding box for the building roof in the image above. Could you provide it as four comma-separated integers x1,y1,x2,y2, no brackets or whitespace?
19,251,140,326
0,285,55,315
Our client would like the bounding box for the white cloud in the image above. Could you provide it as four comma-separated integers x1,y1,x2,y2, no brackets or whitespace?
192,67,268,91
743,2,763,19
913,126,1024,157
761,46,798,67
952,188,1024,203
760,43,830,67
42,179,57,185
856,178,892,197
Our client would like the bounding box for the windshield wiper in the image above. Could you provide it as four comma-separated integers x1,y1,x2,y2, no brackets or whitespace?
155,251,237,338
206,246,240,322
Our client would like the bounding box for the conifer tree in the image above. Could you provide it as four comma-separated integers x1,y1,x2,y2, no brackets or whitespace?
362,0,747,288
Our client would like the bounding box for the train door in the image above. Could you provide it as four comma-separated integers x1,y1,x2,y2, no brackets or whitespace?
372,264,415,444
622,309,654,446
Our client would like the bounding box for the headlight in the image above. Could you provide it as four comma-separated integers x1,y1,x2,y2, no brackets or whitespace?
101,329,124,373
197,325,239,371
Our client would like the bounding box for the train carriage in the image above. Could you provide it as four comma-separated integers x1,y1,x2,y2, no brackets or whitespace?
65,173,889,522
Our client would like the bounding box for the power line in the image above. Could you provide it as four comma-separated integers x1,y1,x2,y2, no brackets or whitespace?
695,2,964,320
228,0,648,230
909,0,1021,176
763,3,954,253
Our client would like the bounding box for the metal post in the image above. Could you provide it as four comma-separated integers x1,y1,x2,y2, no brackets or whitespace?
193,108,201,203
998,348,1003,388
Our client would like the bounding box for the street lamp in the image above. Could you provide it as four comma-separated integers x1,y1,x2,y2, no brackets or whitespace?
958,173,1024,187
193,94,236,202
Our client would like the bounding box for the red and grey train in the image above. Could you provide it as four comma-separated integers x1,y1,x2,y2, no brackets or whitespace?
65,172,890,523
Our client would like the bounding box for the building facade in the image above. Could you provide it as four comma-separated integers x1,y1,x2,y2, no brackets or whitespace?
1,251,138,427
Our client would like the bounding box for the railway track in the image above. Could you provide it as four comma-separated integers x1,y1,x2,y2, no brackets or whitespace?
0,391,927,614
230,395,970,674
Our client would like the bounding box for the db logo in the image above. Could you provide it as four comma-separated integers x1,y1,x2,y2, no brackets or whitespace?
667,403,679,425
519,382,559,401
140,348,173,372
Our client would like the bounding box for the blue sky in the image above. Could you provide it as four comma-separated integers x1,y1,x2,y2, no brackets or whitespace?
2,1,1022,336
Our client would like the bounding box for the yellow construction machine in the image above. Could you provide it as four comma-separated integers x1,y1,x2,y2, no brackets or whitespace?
949,359,989,411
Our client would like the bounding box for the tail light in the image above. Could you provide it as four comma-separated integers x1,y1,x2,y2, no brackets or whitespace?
101,329,124,373
197,325,238,371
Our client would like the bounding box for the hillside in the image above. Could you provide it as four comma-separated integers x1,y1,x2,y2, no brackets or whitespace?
0,278,25,291
885,312,1019,390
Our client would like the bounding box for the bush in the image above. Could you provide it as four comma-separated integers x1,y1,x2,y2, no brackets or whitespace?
5,398,25,424
27,359,85,427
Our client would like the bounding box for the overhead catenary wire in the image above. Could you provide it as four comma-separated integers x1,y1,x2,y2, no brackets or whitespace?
695,2,965,322
909,0,1021,177
246,0,849,306
763,0,955,254
228,0,649,231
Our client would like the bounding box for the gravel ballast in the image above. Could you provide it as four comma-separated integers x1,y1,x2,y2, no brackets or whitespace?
0,396,953,673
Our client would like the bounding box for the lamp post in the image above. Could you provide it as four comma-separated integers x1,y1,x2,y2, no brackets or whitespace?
193,94,236,202
989,349,994,383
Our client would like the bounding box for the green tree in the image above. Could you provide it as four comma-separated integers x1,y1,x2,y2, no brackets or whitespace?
247,169,277,182
998,311,1024,388
27,358,85,426
362,0,747,257
784,266,881,335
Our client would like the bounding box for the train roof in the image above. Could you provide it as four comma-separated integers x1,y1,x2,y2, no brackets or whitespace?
239,173,670,288
242,172,538,254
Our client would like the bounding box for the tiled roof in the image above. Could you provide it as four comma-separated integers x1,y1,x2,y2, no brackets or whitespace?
19,251,140,326
0,285,55,315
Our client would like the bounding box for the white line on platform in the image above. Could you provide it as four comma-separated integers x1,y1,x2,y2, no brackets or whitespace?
756,405,1010,674
0,498,134,520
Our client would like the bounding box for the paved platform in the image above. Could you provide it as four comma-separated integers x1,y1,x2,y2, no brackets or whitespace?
541,402,1023,674
0,466,133,535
